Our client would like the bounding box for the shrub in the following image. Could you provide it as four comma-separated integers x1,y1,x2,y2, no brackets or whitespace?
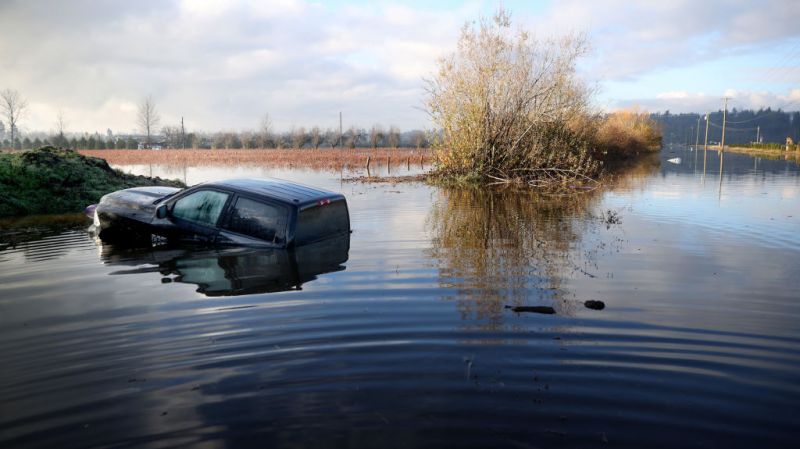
592,108,662,159
425,9,600,187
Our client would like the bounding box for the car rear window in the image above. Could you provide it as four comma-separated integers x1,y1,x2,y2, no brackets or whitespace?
294,199,349,245
226,197,288,244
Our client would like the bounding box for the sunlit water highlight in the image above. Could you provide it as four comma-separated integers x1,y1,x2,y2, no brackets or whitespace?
1,146,798,448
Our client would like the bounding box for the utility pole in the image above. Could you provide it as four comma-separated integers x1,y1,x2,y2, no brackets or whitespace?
756,125,760,144
720,97,729,152
695,115,701,148
180,116,185,149
702,113,709,183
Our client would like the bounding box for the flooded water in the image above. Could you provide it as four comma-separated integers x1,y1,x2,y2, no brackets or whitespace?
1,147,799,448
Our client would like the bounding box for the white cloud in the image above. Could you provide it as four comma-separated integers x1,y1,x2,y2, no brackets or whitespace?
0,0,798,134
616,88,800,113
0,0,476,133
521,0,800,81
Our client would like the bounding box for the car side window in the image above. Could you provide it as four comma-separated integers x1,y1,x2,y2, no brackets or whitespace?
225,197,288,244
171,190,230,227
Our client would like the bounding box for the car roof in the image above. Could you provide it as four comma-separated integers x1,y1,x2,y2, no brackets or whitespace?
203,178,344,207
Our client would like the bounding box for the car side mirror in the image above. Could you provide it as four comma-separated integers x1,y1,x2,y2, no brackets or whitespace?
156,204,169,219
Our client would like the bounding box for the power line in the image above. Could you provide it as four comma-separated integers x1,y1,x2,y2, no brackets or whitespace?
708,121,758,131
758,41,800,84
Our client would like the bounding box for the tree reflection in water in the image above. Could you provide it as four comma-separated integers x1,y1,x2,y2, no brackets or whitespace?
427,155,660,330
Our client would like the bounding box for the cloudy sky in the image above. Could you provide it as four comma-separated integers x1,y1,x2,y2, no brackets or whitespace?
1,0,798,135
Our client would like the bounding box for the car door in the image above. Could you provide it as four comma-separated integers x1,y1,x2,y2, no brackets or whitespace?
168,189,231,243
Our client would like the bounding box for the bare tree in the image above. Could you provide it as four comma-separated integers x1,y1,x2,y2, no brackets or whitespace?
212,131,241,149
186,133,200,149
425,8,598,184
1,89,28,146
369,124,384,149
259,114,273,148
274,132,286,149
410,130,428,149
52,109,68,147
309,126,321,149
387,125,400,148
161,126,184,148
240,130,257,149
291,126,306,149
343,126,367,149
324,128,340,149
137,96,160,149
344,126,358,149
55,110,66,136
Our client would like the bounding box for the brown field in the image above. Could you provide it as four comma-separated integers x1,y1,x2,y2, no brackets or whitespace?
79,148,432,171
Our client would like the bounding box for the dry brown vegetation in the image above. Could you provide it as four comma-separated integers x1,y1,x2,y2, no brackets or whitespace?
592,108,662,159
426,10,598,188
426,10,661,188
79,148,432,171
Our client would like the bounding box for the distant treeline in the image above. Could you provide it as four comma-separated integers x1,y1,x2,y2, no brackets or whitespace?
652,109,800,145
0,125,431,150
4,108,798,150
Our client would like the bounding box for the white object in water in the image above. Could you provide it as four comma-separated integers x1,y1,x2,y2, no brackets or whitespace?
667,157,681,164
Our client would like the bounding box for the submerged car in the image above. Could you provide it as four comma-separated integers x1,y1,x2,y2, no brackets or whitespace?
93,178,350,248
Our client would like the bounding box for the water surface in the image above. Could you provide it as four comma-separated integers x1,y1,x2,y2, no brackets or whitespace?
1,147,799,448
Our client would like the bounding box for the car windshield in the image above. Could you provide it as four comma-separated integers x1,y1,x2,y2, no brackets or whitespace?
155,189,184,204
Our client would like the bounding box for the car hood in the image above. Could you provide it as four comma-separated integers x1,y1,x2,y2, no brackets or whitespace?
99,186,182,215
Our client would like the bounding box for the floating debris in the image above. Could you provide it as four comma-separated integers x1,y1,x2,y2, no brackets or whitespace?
584,300,606,310
667,157,682,164
505,305,556,314
601,209,622,227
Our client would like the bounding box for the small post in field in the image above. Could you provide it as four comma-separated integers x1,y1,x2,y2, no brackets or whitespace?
366,155,371,177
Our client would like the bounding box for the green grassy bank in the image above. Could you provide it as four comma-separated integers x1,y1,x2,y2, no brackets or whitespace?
0,146,184,217
726,144,800,161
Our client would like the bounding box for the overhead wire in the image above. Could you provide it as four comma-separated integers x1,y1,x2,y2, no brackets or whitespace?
719,103,800,124
707,121,759,132
721,40,800,119
757,41,800,85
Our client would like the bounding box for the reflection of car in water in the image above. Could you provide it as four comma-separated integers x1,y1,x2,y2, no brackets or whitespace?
99,234,350,296
92,178,350,248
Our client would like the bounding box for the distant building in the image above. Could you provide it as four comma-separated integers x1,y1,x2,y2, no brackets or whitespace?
137,141,165,150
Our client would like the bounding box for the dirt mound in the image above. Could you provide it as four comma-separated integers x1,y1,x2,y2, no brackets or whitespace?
0,146,185,217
